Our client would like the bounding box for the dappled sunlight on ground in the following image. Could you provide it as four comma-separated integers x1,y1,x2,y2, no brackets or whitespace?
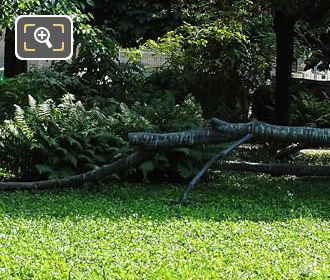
0,172,329,279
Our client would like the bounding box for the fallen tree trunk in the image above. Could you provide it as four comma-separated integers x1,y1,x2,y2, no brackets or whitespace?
0,150,156,191
219,161,330,177
212,118,330,145
129,128,238,148
3,119,330,193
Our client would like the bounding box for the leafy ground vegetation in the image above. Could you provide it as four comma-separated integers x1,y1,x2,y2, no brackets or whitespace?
0,1,330,278
0,171,329,279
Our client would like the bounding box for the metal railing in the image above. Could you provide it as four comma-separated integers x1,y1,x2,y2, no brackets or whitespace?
292,71,330,81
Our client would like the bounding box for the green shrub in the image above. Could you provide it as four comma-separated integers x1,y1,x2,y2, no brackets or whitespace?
0,91,208,181
124,93,217,180
291,90,330,127
0,94,127,180
54,28,192,110
144,1,276,121
0,69,81,121
0,28,211,182
53,30,137,107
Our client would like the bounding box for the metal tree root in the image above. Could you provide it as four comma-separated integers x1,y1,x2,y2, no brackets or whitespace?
4,119,330,193
129,128,238,148
0,150,156,191
212,118,330,145
179,134,253,203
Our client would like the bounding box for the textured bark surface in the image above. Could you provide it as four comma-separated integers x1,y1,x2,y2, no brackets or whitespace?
212,118,330,145
129,128,238,148
219,161,330,177
0,150,156,190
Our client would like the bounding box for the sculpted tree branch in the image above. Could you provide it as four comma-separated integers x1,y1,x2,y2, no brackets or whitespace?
129,128,238,148
2,119,330,194
275,143,311,159
0,150,156,190
179,134,253,203
212,118,330,145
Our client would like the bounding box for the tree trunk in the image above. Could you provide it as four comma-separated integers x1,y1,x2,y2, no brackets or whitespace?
4,28,27,78
274,11,295,125
129,128,238,148
212,118,330,145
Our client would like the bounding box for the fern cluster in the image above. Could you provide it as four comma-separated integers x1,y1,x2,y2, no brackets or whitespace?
0,94,126,179
0,69,81,121
291,90,330,128
0,40,209,181
0,91,206,181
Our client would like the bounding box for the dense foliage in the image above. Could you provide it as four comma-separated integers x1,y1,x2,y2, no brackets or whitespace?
0,0,330,181
89,0,182,47
0,69,81,121
145,0,275,121
0,94,126,179
291,89,330,128
0,65,205,180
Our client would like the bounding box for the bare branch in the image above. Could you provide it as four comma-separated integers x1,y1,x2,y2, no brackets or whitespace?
179,134,253,203
219,161,330,177
212,118,330,145
129,128,239,148
0,150,156,191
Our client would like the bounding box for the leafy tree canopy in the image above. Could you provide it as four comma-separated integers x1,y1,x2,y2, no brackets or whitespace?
89,0,183,47
0,0,94,34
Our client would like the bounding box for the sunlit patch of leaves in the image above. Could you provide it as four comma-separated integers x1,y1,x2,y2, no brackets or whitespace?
0,174,329,279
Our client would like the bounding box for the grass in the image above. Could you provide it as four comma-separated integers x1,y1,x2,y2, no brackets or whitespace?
0,172,329,279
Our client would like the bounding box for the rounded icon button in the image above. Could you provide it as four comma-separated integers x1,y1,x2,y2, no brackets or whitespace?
15,15,73,60
34,27,53,49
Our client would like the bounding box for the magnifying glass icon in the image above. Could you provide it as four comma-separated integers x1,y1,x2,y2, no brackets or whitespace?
34,27,53,49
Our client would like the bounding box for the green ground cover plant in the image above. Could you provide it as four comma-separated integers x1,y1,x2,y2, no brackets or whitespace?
0,172,329,279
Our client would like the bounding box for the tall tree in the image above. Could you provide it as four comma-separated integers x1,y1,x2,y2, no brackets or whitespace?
273,9,295,125
272,0,330,125
4,27,27,78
